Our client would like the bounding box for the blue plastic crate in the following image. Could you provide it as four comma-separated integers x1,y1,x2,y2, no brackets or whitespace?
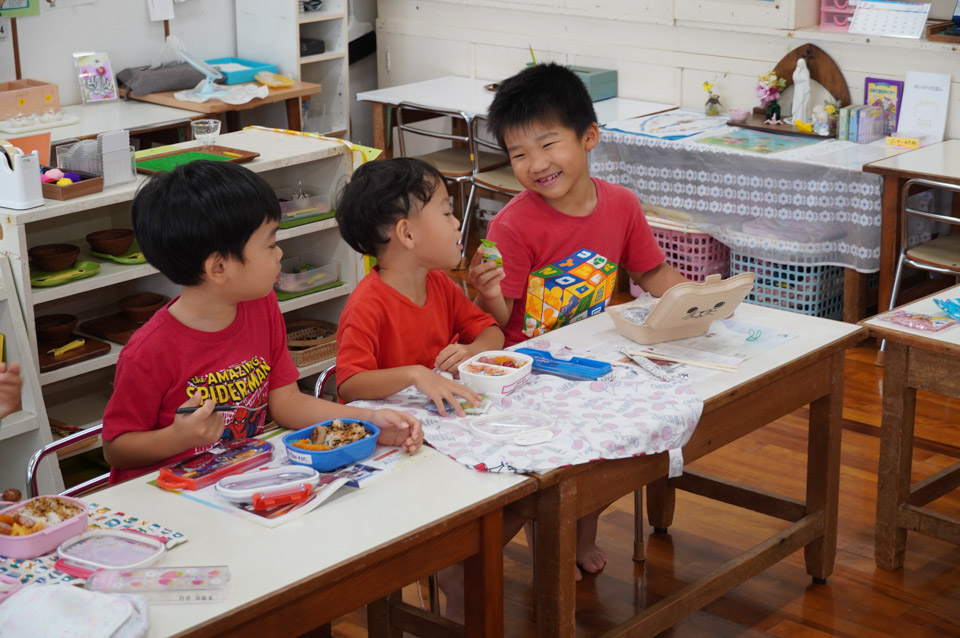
730,250,844,319
205,57,278,85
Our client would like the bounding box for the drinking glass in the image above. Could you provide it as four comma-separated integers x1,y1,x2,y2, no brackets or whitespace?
191,119,221,145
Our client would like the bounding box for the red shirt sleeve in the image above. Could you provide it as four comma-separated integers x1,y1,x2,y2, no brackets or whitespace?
487,213,534,301
618,197,665,275
102,355,163,441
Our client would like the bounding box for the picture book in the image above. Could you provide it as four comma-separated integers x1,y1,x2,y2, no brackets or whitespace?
864,77,904,135
897,71,951,143
697,128,821,154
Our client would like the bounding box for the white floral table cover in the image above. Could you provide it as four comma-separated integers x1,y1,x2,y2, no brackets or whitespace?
348,342,704,474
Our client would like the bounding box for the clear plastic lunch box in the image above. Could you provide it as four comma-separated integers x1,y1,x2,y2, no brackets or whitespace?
56,529,166,578
215,466,320,510
470,409,555,445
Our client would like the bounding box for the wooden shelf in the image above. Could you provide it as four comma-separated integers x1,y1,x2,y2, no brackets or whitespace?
299,9,345,24
0,411,41,441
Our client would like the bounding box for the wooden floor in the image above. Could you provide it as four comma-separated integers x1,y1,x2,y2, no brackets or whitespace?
328,272,960,636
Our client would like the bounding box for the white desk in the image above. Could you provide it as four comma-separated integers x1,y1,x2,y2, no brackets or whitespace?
5,102,202,145
357,75,676,154
83,446,534,637
511,302,864,636
862,285,960,570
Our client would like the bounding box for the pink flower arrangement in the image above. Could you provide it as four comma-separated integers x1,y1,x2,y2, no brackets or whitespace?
756,72,787,107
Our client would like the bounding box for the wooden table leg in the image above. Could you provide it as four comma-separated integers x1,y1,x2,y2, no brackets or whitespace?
371,102,390,157
803,350,844,583
367,591,403,637
226,111,241,134
286,97,303,131
843,269,870,323
875,341,916,570
535,481,577,638
647,476,676,533
878,176,906,311
464,510,504,638
633,488,645,562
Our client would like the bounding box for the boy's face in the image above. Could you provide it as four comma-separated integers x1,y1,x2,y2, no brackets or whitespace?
407,179,462,269
225,219,283,301
504,119,600,207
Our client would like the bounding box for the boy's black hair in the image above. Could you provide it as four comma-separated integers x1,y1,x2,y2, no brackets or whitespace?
486,62,598,150
335,157,444,256
131,161,280,286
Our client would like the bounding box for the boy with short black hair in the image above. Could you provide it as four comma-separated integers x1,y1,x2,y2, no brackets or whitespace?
102,161,422,484
469,62,688,579
334,157,504,417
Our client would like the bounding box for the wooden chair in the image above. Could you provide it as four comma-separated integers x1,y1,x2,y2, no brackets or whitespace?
880,178,960,355
313,364,442,613
395,102,504,257
26,424,108,498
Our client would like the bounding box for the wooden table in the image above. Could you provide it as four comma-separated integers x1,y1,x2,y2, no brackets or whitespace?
508,302,864,636
863,140,960,311
122,81,323,133
85,446,534,637
357,75,675,156
862,285,960,570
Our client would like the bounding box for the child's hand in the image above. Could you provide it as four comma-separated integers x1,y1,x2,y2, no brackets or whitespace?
0,362,22,420
171,393,225,449
413,368,482,417
368,408,423,453
434,344,474,373
468,247,504,301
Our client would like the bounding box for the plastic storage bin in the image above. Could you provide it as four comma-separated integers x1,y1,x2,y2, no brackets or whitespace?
205,58,278,85
631,220,730,297
274,184,334,226
820,0,856,31
275,255,340,294
729,250,844,319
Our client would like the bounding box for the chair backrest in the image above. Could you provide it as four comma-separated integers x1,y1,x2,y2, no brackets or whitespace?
395,102,475,159
314,364,337,400
26,423,108,498
471,115,508,171
900,178,960,248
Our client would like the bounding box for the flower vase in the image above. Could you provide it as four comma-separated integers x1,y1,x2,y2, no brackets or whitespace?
764,100,781,121
705,97,722,117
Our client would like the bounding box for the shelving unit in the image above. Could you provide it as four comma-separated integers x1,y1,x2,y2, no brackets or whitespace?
236,0,350,137
0,255,57,496
0,128,359,491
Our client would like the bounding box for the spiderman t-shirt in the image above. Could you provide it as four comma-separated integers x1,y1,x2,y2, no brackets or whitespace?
103,293,299,484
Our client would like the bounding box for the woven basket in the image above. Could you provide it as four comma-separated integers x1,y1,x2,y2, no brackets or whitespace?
286,319,337,367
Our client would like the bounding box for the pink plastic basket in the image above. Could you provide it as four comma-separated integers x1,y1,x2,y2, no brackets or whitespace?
820,0,855,31
631,221,730,296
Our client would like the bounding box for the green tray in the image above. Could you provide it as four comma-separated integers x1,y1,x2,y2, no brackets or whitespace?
274,280,343,301
91,240,146,264
31,260,100,287
278,210,336,229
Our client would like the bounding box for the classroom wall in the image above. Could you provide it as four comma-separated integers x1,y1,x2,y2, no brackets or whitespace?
373,0,960,140
0,0,236,106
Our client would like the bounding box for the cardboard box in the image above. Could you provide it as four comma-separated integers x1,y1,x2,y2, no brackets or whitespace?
0,80,60,120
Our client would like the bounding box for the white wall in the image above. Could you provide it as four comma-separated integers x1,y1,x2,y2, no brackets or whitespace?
0,0,236,106
375,0,960,139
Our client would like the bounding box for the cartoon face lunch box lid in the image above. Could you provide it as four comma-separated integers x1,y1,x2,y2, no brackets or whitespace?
608,273,755,344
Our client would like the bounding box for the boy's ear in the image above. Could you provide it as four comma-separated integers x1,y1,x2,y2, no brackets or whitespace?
582,122,600,151
393,217,416,249
203,252,228,284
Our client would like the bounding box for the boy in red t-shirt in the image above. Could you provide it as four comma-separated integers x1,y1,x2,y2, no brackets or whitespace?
335,158,512,620
468,63,689,580
102,161,422,485
334,157,504,418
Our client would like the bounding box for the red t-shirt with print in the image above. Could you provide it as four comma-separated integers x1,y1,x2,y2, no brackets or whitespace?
487,178,664,346
102,293,299,484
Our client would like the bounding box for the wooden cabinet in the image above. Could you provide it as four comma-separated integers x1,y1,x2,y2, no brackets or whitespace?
236,0,350,137
0,129,358,493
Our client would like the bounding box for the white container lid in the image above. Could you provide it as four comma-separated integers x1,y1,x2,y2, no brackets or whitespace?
57,529,165,573
214,466,320,503
470,409,555,443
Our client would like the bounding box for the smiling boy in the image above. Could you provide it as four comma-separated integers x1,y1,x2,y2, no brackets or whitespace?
468,62,688,580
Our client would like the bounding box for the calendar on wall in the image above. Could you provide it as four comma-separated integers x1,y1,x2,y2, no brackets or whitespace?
848,1,932,39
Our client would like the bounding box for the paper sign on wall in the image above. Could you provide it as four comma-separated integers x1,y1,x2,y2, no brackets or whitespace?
896,71,951,143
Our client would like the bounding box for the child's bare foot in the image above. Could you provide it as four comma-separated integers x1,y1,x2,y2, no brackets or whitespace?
577,542,607,575
436,564,465,623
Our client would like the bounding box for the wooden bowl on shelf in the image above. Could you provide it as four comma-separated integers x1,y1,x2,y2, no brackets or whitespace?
119,293,168,324
28,244,79,272
86,229,134,256
35,314,78,346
